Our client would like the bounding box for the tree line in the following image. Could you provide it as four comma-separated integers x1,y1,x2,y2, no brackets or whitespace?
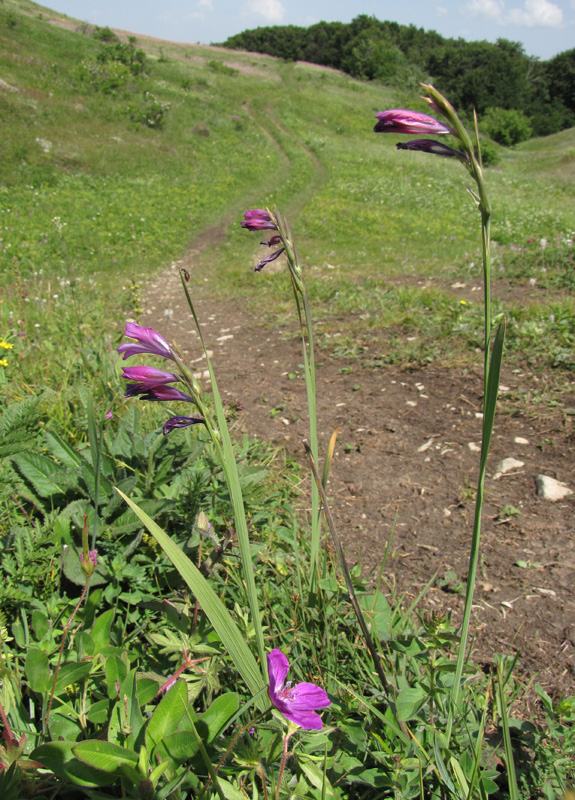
220,14,575,140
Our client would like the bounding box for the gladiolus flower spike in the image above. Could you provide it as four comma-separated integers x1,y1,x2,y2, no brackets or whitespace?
267,649,330,731
374,110,452,136
118,323,206,435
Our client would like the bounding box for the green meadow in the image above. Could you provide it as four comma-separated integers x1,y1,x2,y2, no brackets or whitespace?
1,2,575,797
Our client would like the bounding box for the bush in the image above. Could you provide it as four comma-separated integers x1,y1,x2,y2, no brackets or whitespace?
481,106,532,146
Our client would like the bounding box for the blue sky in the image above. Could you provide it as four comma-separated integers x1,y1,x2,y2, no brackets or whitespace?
49,0,574,60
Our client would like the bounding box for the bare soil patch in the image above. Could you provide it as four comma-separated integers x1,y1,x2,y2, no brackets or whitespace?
142,258,575,702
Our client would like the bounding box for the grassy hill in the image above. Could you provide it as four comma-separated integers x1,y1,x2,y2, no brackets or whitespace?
3,0,575,399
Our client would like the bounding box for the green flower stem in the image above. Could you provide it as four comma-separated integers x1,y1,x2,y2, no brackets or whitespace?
422,84,504,742
273,208,321,582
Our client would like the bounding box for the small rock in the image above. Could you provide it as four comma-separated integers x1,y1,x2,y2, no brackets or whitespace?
468,442,481,452
0,78,18,92
493,457,524,480
418,438,434,453
534,474,573,501
406,400,417,407
35,137,52,153
451,281,466,289
514,436,529,445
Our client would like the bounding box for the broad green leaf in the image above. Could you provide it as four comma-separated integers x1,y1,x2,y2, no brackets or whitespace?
25,648,51,693
30,742,113,787
137,677,160,706
146,680,188,753
90,608,115,653
74,740,139,773
48,714,83,743
116,490,268,710
218,778,249,800
199,692,239,742
153,731,199,767
54,661,93,694
396,686,427,722
62,546,108,588
31,610,50,641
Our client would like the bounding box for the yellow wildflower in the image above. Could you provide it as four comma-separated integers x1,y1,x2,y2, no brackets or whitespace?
0,359,8,367
0,340,13,350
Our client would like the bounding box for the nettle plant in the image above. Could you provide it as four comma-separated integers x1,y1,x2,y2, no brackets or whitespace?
3,84,574,799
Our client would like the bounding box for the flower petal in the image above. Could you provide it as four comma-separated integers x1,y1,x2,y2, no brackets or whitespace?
283,682,331,711
280,708,324,731
267,649,289,695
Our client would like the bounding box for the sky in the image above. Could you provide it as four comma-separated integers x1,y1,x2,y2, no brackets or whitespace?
48,0,574,60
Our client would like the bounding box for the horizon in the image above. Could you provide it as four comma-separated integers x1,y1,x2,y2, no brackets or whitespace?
46,1,574,61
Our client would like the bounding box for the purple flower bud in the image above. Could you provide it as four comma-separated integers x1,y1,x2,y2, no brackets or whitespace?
374,110,452,136
255,247,285,273
162,415,206,435
241,209,278,231
117,322,174,361
261,235,282,247
121,365,180,386
396,139,469,162
125,384,195,403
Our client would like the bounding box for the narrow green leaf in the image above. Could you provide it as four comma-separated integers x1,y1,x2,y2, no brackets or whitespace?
480,320,505,472
44,429,81,469
11,452,64,498
116,489,267,710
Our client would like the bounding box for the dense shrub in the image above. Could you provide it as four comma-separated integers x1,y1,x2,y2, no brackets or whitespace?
481,107,532,146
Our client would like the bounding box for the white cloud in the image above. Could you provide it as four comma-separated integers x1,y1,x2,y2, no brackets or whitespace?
506,0,563,26
464,0,505,20
464,0,563,27
244,0,285,23
187,0,213,21
436,6,448,16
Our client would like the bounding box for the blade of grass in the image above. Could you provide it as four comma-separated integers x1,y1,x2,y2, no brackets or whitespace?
115,489,268,711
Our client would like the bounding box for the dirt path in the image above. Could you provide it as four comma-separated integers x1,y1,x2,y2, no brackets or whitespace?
142,254,575,703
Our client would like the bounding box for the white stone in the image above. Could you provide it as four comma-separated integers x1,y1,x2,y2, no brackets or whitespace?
534,474,573,501
514,437,529,445
418,438,434,453
468,442,481,452
493,457,524,480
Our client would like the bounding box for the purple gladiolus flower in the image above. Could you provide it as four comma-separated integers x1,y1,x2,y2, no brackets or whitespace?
374,110,452,135
124,384,195,403
267,649,330,731
241,209,278,231
121,366,181,385
396,139,468,162
255,247,285,273
118,322,174,361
